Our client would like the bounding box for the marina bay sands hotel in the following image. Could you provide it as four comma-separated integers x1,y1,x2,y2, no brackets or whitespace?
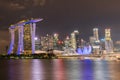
7,18,43,55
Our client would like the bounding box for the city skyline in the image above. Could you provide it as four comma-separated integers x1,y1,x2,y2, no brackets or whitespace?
0,1,120,79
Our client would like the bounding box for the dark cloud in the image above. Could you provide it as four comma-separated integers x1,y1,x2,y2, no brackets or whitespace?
33,0,46,6
0,1,24,10
0,0,47,11
9,3,25,10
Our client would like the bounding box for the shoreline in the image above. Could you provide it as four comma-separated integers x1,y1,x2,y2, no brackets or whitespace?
0,53,120,61
0,53,58,59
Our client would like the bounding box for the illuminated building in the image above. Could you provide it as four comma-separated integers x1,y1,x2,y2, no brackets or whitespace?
53,33,59,49
35,37,41,50
77,44,92,55
80,39,86,47
23,24,33,54
40,34,63,51
8,18,43,54
63,35,77,55
70,30,80,50
74,30,80,48
40,36,47,50
64,36,71,48
93,28,99,42
77,39,92,55
89,28,100,54
40,34,54,51
89,36,96,44
114,41,120,52
105,29,111,41
71,32,76,49
48,35,54,50
53,33,59,40
105,28,114,53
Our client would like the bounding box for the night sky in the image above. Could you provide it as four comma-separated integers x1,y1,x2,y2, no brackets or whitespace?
1,0,120,49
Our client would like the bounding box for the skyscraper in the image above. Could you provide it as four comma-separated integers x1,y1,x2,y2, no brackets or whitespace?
90,28,100,54
74,30,80,48
64,36,71,48
70,30,80,50
105,28,114,53
71,32,76,49
93,28,99,42
53,33,59,49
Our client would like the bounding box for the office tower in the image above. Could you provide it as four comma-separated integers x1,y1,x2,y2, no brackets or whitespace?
71,32,76,49
53,33,59,49
64,36,71,48
93,28,99,42
74,30,80,48
90,28,100,54
40,34,54,50
105,28,114,53
89,36,96,44
70,30,80,50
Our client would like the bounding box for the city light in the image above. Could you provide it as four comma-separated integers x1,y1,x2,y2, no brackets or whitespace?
35,37,38,40
74,30,79,33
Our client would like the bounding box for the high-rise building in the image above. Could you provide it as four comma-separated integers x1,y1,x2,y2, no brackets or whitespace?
105,29,111,41
64,36,71,48
35,37,40,50
40,34,54,50
89,36,96,44
93,28,99,42
105,28,114,53
71,32,76,49
74,30,80,48
23,24,32,54
90,28,100,54
70,30,80,50
53,33,59,49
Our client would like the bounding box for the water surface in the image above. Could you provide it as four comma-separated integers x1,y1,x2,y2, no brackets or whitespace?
0,59,120,80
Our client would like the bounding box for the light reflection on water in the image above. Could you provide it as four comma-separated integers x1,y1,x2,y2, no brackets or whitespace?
0,59,120,80
31,60,43,80
80,60,94,80
94,61,111,80
53,59,65,80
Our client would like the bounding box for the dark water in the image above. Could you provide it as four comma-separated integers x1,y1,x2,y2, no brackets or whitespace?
0,59,120,80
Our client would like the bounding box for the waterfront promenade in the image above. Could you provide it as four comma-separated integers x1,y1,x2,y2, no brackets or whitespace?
0,51,120,60
57,52,120,61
